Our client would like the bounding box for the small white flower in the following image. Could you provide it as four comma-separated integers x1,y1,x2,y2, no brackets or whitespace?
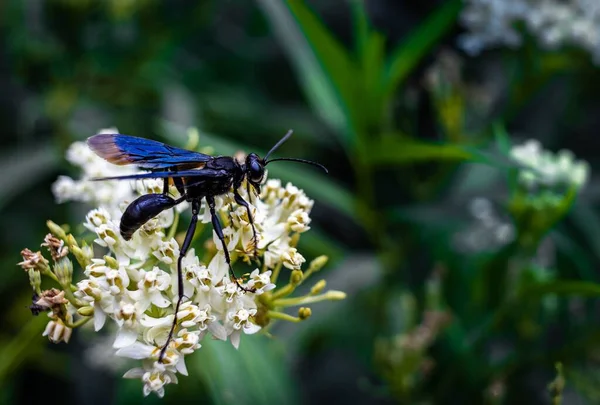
152,238,180,266
246,269,276,295
287,209,311,232
124,364,179,398
282,247,306,270
173,329,201,355
226,305,261,349
43,318,72,343
129,267,171,312
113,302,140,348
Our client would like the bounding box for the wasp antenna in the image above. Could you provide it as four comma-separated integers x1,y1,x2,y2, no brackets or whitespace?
265,157,328,174
264,129,294,161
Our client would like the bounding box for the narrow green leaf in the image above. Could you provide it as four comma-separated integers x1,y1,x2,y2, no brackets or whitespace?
569,201,600,263
365,135,475,165
383,0,462,98
492,122,513,155
364,134,522,169
519,281,600,298
256,0,359,149
193,336,298,405
0,142,59,210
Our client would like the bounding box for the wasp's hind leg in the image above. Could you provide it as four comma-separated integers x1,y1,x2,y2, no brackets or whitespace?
207,195,255,293
233,189,259,260
159,198,199,362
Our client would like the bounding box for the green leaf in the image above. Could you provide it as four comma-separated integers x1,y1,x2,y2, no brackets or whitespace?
492,122,513,155
383,0,462,98
0,142,59,210
192,336,298,405
364,134,523,169
519,281,600,298
365,135,476,165
569,201,600,263
256,0,359,149
161,120,356,219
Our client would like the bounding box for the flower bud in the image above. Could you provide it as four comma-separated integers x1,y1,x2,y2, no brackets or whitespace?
46,220,68,240
77,306,94,316
308,255,328,273
290,270,303,286
66,234,78,248
327,291,347,300
28,269,41,294
54,258,73,286
71,245,90,268
43,318,72,343
310,280,326,295
103,255,119,269
298,307,312,320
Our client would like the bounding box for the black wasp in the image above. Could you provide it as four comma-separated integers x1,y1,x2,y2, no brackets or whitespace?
87,130,327,360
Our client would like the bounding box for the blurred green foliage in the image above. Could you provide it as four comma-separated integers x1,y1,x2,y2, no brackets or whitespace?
5,0,600,404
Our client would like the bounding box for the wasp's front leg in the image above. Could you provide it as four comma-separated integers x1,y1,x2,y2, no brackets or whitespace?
233,189,259,259
207,195,255,293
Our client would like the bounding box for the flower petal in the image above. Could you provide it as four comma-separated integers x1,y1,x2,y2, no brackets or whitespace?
116,342,156,359
123,368,145,378
113,327,138,348
176,357,188,376
208,321,228,341
93,304,106,331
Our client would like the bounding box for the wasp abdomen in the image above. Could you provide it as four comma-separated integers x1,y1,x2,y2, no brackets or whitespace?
120,194,177,240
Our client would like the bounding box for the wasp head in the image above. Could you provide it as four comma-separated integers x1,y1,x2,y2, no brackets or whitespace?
245,153,266,192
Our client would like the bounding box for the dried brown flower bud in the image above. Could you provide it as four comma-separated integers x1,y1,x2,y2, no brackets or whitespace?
41,233,69,261
18,249,49,272
36,288,68,315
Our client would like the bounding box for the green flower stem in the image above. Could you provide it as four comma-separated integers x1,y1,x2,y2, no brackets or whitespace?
266,310,302,323
270,282,295,301
167,210,180,240
63,316,92,329
271,262,283,285
62,287,86,308
272,290,346,307
43,269,61,285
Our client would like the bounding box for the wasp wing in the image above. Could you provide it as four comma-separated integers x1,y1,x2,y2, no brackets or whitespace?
87,134,212,169
90,168,230,181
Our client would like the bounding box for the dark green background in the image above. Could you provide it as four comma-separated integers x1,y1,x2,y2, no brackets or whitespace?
3,1,600,404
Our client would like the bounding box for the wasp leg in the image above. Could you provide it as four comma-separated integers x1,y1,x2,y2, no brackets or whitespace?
162,178,169,194
233,190,258,259
207,196,255,293
159,198,199,362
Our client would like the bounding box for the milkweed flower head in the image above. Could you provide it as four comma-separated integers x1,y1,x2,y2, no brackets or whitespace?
20,128,345,397
459,0,600,63
510,139,590,191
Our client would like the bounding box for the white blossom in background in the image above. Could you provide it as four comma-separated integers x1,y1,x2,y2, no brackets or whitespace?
510,139,590,190
460,0,600,63
21,129,345,398
453,197,515,253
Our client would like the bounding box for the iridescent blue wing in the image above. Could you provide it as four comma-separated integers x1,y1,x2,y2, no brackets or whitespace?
91,169,230,181
87,134,212,169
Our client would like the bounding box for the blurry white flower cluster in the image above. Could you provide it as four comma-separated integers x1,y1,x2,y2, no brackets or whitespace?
20,130,345,398
453,197,515,253
510,139,589,191
460,0,600,63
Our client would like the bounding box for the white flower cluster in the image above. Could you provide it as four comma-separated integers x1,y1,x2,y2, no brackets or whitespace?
460,0,600,63
510,139,589,190
48,137,322,397
453,197,515,253
51,128,137,218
